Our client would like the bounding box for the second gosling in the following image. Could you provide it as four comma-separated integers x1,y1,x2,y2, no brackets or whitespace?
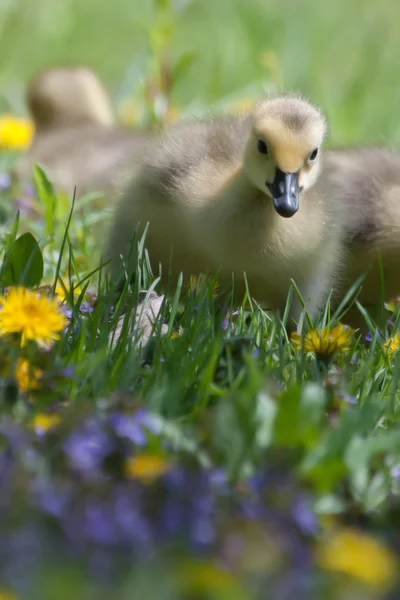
15,66,147,197
106,94,347,327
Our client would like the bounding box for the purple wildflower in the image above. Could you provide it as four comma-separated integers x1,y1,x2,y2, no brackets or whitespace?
0,173,11,190
79,301,94,314
292,496,319,535
63,418,113,474
134,408,162,435
110,412,147,446
391,466,400,480
342,394,357,405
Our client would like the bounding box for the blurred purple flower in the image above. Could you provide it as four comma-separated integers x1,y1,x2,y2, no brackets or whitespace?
33,482,71,518
0,527,42,593
208,468,228,491
0,417,27,450
63,418,113,474
160,500,185,536
342,394,357,405
24,183,36,197
0,173,11,190
85,499,119,545
14,196,38,219
62,365,76,379
391,465,400,480
113,488,153,547
110,412,147,446
79,301,94,314
134,408,162,435
60,304,73,319
190,516,215,548
365,331,373,342
291,496,319,535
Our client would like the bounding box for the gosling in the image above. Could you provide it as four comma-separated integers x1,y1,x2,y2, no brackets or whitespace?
15,66,147,197
106,93,349,328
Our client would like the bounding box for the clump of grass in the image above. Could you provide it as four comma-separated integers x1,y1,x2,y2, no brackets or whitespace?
0,157,398,600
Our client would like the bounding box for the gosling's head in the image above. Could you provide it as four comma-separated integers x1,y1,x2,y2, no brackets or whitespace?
26,66,115,132
243,94,327,218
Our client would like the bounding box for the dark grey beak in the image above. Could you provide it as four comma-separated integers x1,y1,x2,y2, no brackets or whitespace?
268,168,300,218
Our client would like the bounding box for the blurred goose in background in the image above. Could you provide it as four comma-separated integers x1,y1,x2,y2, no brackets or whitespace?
106,93,351,330
15,66,148,198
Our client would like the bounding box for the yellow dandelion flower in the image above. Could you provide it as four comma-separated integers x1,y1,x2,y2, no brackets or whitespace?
317,527,398,591
291,323,353,359
260,50,284,87
0,287,68,348
384,333,400,356
229,98,257,114
125,454,170,483
31,413,61,435
54,283,83,303
0,591,18,600
15,359,43,393
0,114,34,150
177,560,245,595
118,98,145,127
187,274,220,296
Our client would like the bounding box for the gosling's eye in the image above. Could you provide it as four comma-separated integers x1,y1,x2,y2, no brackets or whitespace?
308,148,319,163
257,139,268,155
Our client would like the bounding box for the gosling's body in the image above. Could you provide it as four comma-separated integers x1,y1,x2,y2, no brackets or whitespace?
107,96,346,325
15,66,147,197
319,147,400,326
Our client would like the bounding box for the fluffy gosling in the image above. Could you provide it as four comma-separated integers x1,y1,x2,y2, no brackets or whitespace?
106,93,349,329
15,66,147,197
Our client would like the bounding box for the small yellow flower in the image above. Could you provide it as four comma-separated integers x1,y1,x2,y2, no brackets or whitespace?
31,413,61,435
15,359,43,393
54,283,83,303
125,454,170,483
118,98,146,127
0,114,34,150
317,527,398,591
229,98,257,114
0,591,18,600
187,274,220,296
260,50,284,87
384,333,400,356
291,323,353,359
177,560,244,595
0,287,68,348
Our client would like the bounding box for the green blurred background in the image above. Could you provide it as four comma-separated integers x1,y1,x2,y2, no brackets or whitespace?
1,0,400,145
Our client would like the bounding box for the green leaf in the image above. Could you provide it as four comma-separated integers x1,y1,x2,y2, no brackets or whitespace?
34,164,57,237
0,232,43,287
302,400,383,473
273,383,326,448
273,384,302,446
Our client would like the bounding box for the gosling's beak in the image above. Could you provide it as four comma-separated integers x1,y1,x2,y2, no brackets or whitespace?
268,168,300,218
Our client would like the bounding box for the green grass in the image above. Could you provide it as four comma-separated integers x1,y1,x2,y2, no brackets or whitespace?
1,0,400,598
